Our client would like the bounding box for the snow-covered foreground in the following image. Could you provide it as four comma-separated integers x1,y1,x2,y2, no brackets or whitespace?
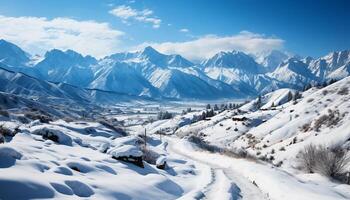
0,77,350,199
0,120,206,199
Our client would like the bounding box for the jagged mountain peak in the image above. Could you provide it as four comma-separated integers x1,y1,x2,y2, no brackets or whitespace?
44,49,96,63
202,50,261,73
258,50,290,72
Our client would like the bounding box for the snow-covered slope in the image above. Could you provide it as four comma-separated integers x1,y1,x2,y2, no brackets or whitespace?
171,77,350,168
240,88,297,111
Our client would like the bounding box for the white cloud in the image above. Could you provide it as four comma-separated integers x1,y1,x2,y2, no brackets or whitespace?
109,5,161,28
0,15,124,58
179,28,189,33
136,31,285,61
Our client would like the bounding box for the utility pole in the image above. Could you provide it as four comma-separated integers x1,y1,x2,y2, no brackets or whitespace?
159,129,162,142
144,128,147,150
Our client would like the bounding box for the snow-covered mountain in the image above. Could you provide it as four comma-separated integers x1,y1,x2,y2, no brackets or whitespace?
0,39,349,101
90,60,160,97
108,46,193,68
104,47,242,99
202,51,285,94
35,49,97,87
0,65,151,106
202,50,261,73
0,39,30,67
268,57,319,89
308,50,350,80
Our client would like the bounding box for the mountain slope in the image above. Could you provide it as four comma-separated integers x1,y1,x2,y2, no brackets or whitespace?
308,50,350,80
90,60,160,97
268,58,319,89
0,39,30,67
34,49,96,87
147,68,236,99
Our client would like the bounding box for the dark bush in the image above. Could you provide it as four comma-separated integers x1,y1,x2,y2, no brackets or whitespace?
313,109,340,132
24,112,52,123
307,98,314,103
301,122,311,132
337,87,348,95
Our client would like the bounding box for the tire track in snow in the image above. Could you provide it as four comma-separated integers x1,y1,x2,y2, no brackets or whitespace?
167,138,268,200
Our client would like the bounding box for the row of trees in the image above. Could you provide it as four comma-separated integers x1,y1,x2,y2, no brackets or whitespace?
206,103,241,111
303,79,338,91
157,111,173,120
192,109,216,122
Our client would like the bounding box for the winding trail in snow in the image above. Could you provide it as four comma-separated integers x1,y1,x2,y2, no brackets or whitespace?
166,137,268,200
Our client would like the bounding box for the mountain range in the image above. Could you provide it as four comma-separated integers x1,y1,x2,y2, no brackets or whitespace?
0,39,349,103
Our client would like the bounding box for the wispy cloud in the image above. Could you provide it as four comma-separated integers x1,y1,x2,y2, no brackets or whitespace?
0,15,124,58
109,5,161,28
179,28,189,33
136,31,285,61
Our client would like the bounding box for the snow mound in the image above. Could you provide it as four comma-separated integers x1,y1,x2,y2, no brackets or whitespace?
31,126,73,146
0,146,22,168
109,145,143,158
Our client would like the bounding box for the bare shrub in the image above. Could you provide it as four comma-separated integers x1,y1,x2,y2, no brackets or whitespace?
322,90,328,95
0,134,4,143
315,146,350,178
140,146,160,165
298,144,318,173
313,109,340,131
301,122,311,132
187,135,255,160
337,87,348,95
298,145,350,180
0,125,19,137
24,112,52,123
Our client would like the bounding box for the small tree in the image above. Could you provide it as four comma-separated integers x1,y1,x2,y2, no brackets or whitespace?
303,83,312,91
206,104,211,109
255,95,262,109
229,103,233,109
287,91,293,102
293,91,302,101
214,104,219,111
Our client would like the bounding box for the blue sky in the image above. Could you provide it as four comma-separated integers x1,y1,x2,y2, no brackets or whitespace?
0,0,348,60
